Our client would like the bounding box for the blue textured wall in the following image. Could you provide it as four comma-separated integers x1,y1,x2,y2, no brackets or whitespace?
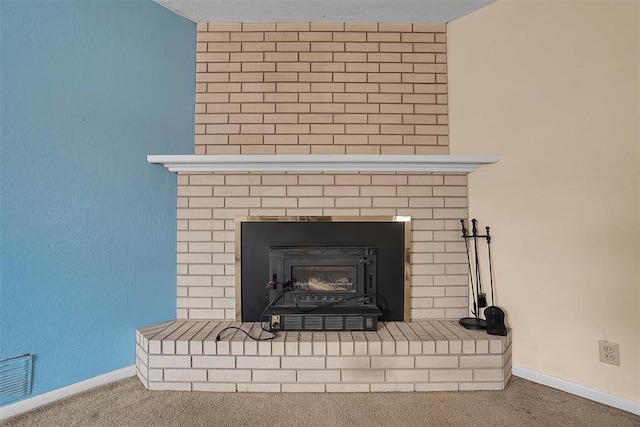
0,1,195,399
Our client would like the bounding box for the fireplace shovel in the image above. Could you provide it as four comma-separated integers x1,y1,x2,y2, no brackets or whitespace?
483,226,507,336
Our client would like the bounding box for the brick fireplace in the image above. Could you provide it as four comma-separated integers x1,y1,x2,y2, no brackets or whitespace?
135,21,511,392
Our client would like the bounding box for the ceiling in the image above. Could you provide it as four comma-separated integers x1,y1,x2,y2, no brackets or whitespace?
153,0,496,23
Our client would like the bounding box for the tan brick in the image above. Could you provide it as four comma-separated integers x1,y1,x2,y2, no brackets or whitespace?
277,41,310,52
197,52,229,63
230,92,264,103
409,24,445,34
345,23,378,32
378,23,412,32
310,22,344,31
242,62,275,72
265,31,298,42
311,124,345,134
334,135,368,145
263,72,298,82
333,32,366,42
277,82,311,92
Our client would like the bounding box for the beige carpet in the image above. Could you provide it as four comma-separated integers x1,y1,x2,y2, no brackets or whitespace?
3,376,639,427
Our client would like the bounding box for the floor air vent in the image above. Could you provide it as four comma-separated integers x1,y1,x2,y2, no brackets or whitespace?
0,354,33,406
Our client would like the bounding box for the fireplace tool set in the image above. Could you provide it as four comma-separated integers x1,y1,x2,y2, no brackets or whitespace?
459,219,507,336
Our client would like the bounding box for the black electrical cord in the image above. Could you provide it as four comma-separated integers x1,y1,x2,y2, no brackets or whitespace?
215,289,285,342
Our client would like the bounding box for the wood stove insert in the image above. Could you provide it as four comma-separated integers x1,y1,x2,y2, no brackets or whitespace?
237,217,410,329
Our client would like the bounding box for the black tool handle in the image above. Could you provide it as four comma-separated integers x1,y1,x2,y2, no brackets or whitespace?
460,219,468,237
471,218,478,236
486,226,491,243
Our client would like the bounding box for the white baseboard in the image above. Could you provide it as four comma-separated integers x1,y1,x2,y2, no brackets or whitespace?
0,365,136,420
513,365,639,416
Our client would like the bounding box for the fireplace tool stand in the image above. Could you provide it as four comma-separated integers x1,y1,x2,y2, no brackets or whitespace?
459,219,488,330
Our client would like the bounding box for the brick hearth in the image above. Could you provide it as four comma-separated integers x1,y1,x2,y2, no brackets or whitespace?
136,320,511,392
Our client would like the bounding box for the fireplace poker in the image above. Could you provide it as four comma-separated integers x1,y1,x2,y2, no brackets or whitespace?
460,219,477,317
472,219,487,309
486,226,495,305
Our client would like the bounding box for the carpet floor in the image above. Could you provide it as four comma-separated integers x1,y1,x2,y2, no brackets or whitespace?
3,376,639,427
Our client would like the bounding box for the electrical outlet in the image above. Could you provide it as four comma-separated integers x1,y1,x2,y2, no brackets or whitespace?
599,340,620,366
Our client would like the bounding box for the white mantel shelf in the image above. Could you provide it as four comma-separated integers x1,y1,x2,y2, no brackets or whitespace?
147,155,499,173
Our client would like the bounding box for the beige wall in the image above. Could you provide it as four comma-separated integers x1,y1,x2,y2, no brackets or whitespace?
448,0,639,401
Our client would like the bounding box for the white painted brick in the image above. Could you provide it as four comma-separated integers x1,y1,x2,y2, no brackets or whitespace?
163,369,207,382
243,340,258,356
473,369,504,382
382,340,395,355
281,356,325,369
193,383,236,391
231,340,244,355
271,340,285,356
326,357,370,369
258,341,272,355
340,341,354,355
342,369,384,382
299,341,312,355
371,383,414,392
236,356,279,369
313,341,327,355
297,370,340,383
192,356,235,368
367,340,382,355
415,355,458,368
208,369,252,382
326,340,340,355
371,356,415,369
148,382,191,391
429,369,473,382
162,340,176,354
148,369,163,382
285,341,299,356
459,355,502,368
148,341,161,355
148,355,191,368
282,383,325,392
238,383,281,392
490,339,505,354
415,382,459,391
385,369,429,382
326,383,369,392
253,369,296,382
